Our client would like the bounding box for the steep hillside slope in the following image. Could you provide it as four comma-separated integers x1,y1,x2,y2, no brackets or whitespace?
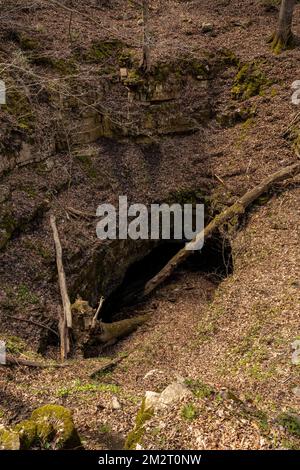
0,0,299,450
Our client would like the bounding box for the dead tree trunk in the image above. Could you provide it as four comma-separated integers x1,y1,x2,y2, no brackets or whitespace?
140,0,151,72
143,162,300,298
50,215,72,361
272,0,296,52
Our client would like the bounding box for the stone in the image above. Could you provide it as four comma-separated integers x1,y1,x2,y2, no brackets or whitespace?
120,68,128,79
291,340,300,365
291,340,300,350
144,391,160,410
292,386,300,398
111,396,122,410
145,382,192,411
30,405,82,449
201,23,213,33
143,369,164,380
159,382,192,407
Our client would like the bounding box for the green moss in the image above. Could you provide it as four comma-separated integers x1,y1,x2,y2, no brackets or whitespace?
186,59,209,78
15,420,37,450
99,423,112,434
0,211,17,249
217,106,256,128
185,379,215,399
17,284,39,305
31,56,77,74
124,69,145,87
124,398,154,450
0,429,20,450
278,412,300,437
232,62,271,100
118,49,135,68
84,40,123,63
31,405,82,449
18,34,39,51
270,31,295,54
169,188,208,206
5,335,26,354
218,49,240,67
181,403,198,421
3,84,35,130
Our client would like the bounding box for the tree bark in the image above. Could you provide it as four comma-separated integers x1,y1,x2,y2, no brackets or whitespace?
272,0,296,52
143,162,300,298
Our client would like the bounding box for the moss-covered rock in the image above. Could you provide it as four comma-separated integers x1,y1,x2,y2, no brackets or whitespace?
1,405,81,450
14,420,37,450
124,398,154,450
30,405,82,449
0,429,20,450
232,62,270,100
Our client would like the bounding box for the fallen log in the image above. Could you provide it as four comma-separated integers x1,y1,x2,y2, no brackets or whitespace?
90,353,129,379
1,355,66,368
50,215,72,361
89,314,150,349
143,162,300,298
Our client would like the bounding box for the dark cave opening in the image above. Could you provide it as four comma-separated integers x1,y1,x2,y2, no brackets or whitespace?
100,232,233,322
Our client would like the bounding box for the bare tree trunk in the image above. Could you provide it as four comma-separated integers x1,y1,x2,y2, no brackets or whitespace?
50,215,72,361
140,0,151,72
272,0,296,52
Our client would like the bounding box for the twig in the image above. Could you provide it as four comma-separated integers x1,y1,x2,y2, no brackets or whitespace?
4,314,59,337
92,296,105,328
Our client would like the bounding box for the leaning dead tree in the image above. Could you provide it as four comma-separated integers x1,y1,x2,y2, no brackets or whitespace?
50,215,72,361
272,0,296,52
142,162,300,298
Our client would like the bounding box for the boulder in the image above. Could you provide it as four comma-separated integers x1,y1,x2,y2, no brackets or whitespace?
145,381,192,411
1,405,82,450
159,382,192,407
30,405,82,449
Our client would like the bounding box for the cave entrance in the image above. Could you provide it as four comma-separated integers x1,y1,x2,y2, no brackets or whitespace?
100,231,233,322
